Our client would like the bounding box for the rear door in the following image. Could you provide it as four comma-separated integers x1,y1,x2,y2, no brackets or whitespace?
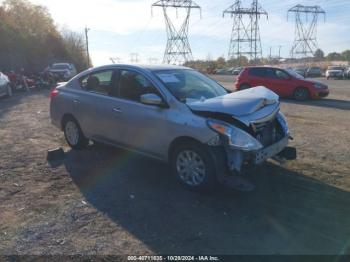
74,69,123,142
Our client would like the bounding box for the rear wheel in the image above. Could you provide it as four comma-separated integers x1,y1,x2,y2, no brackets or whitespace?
239,84,251,90
171,142,219,191
294,87,309,101
63,117,89,150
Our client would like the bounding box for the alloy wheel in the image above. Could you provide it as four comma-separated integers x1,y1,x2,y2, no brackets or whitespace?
176,150,206,186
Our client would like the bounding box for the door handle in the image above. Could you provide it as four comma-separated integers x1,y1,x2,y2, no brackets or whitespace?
112,107,122,113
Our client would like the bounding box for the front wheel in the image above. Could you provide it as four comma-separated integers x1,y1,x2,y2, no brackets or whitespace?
171,142,219,191
294,87,310,101
63,117,89,150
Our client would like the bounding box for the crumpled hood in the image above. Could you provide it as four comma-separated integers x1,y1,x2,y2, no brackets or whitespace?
187,86,279,117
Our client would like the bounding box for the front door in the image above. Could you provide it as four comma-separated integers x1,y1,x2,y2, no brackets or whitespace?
111,69,169,158
268,69,295,97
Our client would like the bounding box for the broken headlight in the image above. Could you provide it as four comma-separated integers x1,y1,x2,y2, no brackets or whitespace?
207,120,263,151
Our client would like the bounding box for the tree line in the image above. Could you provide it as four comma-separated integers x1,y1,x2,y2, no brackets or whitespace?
0,0,90,73
185,48,350,73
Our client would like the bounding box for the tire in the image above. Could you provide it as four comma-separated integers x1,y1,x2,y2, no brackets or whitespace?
170,141,219,191
63,117,89,150
294,87,310,101
239,84,251,90
6,84,13,97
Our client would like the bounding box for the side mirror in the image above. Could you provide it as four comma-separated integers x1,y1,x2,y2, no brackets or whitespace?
141,93,164,106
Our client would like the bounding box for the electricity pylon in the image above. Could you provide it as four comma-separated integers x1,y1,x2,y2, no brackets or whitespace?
223,0,267,64
288,5,326,59
152,0,201,65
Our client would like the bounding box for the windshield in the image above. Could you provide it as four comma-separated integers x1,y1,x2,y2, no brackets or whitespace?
153,69,228,102
288,69,304,79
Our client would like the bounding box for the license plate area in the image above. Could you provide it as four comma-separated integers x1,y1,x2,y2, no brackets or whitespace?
255,137,289,164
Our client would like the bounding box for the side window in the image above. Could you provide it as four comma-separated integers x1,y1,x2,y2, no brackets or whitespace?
266,68,277,79
275,70,289,80
249,68,266,77
80,70,114,96
119,70,159,102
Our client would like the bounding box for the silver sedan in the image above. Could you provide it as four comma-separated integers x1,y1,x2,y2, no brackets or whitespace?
50,64,296,191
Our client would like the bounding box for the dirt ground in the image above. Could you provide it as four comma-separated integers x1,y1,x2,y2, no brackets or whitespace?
0,77,350,255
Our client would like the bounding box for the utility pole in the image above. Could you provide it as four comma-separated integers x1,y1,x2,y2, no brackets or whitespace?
223,0,267,65
288,5,326,59
278,45,282,60
85,27,90,68
130,53,140,63
151,0,201,65
148,58,159,64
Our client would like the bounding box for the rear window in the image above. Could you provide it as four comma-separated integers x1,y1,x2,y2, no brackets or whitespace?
329,67,343,71
52,64,70,70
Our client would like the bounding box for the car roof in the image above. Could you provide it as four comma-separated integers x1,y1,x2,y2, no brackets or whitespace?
90,64,191,72
244,66,284,70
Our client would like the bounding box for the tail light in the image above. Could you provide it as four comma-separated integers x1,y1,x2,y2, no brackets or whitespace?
50,88,59,99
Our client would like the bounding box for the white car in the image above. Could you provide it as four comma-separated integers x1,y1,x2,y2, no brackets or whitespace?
0,72,12,98
49,63,77,81
326,66,344,80
345,68,350,79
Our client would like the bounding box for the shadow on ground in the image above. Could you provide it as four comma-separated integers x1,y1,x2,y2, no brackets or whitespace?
282,98,350,111
52,144,350,255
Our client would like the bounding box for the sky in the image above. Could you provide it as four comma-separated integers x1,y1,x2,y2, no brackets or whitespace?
20,0,350,66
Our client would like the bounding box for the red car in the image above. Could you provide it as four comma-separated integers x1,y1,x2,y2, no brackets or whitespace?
235,67,329,101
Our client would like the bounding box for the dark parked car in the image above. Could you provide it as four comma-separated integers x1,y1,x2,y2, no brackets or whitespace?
235,66,329,101
293,67,307,78
232,67,243,75
306,67,322,78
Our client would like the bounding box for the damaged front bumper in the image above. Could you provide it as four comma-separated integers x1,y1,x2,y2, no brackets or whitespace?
225,136,297,173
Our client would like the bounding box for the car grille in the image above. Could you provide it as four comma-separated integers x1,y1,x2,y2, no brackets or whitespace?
251,119,284,147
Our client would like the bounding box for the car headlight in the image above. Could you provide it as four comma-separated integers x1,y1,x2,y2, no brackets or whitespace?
207,120,263,151
277,112,290,136
314,83,326,89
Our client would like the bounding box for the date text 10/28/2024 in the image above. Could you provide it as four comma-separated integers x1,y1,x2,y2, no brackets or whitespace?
128,256,220,261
